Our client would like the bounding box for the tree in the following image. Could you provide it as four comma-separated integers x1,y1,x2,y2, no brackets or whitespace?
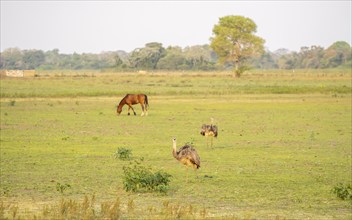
297,45,325,68
22,49,45,69
183,45,217,70
210,15,265,77
276,52,299,70
0,48,24,69
157,46,187,70
322,41,351,68
41,49,60,69
129,42,165,69
251,51,278,69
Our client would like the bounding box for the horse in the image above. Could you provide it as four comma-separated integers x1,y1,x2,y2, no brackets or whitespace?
116,94,149,116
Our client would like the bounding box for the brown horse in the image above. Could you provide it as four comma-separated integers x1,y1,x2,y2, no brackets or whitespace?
117,94,149,116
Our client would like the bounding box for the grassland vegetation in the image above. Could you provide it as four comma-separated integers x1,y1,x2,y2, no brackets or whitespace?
1,69,351,98
0,70,351,219
332,183,352,201
114,147,133,161
122,158,172,193
56,182,71,195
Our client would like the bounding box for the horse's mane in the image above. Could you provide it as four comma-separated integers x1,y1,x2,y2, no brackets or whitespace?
118,94,129,106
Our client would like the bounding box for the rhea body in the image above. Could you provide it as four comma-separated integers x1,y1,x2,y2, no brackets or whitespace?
172,138,200,181
200,124,218,148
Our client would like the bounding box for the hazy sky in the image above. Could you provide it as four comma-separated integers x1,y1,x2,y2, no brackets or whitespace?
1,1,351,54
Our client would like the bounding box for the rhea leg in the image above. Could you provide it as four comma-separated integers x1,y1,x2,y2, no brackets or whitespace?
193,167,199,179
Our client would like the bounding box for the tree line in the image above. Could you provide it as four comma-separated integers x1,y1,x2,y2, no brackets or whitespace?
253,41,352,70
0,41,350,71
1,15,350,73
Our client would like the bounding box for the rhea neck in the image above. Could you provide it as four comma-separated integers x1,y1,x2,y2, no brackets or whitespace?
172,139,177,158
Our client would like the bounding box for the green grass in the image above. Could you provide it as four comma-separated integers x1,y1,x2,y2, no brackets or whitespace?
0,70,351,219
0,70,351,98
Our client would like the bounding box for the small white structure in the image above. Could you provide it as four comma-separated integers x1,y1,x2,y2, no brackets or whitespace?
6,70,24,77
138,70,147,74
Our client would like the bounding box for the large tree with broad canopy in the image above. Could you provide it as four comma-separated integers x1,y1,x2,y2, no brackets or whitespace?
210,15,265,77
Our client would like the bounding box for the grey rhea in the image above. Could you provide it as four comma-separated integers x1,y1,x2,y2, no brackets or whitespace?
172,138,200,181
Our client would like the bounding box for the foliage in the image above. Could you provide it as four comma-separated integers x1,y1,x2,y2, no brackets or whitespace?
122,159,172,193
1,41,351,71
0,48,24,69
332,183,352,201
114,147,132,160
22,49,45,69
157,46,187,70
210,15,265,77
128,42,166,70
56,183,71,194
251,51,278,69
270,42,352,70
156,45,217,70
8,100,16,106
323,41,352,68
0,48,118,70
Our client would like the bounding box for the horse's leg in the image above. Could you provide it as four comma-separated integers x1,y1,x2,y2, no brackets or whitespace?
145,103,148,116
129,105,136,116
140,104,145,116
127,106,131,115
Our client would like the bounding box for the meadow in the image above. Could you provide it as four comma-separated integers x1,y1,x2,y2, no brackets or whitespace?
0,70,351,219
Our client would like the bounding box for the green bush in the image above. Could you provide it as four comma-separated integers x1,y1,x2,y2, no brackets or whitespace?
122,159,171,193
9,100,16,106
114,147,132,160
332,183,352,201
56,182,71,194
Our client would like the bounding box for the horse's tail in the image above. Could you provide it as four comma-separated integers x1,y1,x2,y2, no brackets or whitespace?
144,94,149,108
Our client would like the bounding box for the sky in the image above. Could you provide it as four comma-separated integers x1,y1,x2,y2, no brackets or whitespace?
1,1,351,54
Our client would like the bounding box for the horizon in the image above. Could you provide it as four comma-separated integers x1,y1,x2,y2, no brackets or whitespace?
1,40,350,55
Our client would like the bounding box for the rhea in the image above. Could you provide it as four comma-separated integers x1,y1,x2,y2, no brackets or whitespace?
172,138,200,181
200,120,218,148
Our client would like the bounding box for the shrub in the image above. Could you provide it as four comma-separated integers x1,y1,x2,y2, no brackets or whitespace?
9,100,16,106
114,147,132,160
122,159,171,193
56,182,71,194
332,183,352,201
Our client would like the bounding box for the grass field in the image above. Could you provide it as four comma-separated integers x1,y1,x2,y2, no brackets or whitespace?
0,70,351,219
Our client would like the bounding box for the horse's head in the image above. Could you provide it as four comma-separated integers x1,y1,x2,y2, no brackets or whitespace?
116,106,122,115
